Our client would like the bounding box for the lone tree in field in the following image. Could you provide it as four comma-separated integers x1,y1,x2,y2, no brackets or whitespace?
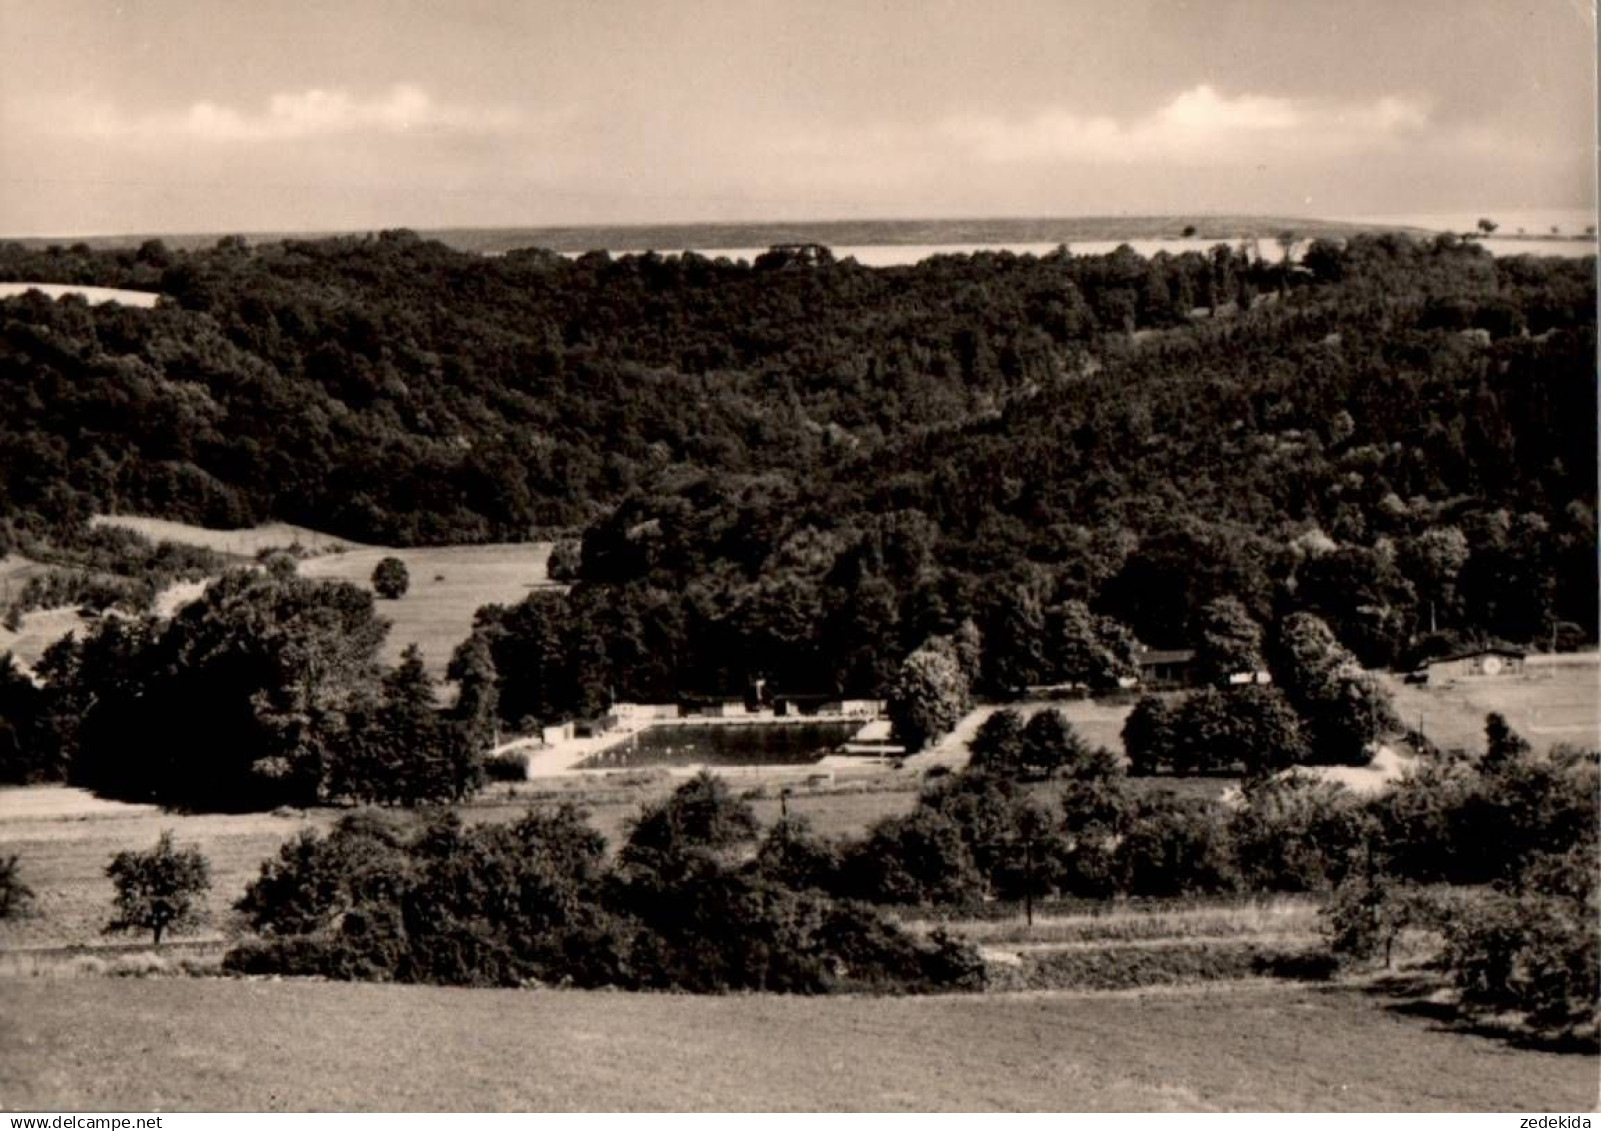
371,556,410,600
105,831,211,945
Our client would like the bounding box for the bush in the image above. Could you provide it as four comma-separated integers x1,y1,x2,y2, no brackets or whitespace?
755,815,841,892
838,808,984,907
1018,708,1092,779
1129,686,1309,776
968,708,1026,776
482,751,528,782
887,639,970,753
1270,613,1397,765
234,807,617,987
1375,738,1597,886
1116,798,1238,898
1321,872,1424,967
1230,774,1367,892
0,854,32,919
1123,694,1174,776
621,770,759,866
546,539,583,582
371,556,410,600
1441,846,1599,1038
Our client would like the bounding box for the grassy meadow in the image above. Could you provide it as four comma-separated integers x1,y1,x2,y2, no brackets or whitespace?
88,516,558,675
298,542,558,673
0,775,928,951
1,977,1593,1112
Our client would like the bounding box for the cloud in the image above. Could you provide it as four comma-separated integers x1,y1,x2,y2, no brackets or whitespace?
942,85,1433,164
40,84,525,144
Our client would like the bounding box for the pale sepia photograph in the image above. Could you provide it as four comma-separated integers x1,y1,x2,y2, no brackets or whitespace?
0,0,1596,1115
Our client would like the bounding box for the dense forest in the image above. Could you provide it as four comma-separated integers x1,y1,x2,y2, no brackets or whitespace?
1,231,1594,710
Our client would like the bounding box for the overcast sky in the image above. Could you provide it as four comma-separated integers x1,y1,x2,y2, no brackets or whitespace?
1,0,1594,236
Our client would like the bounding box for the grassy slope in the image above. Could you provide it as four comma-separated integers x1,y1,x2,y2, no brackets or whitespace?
90,516,557,675
0,978,1593,1112
0,555,84,671
0,788,342,948
0,607,84,674
297,542,558,673
89,515,364,558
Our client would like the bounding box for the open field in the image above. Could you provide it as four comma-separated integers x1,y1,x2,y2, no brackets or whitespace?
0,606,85,673
0,555,83,670
1379,655,1600,757
0,977,1593,1111
90,516,557,675
0,787,341,949
297,542,558,673
91,514,363,557
0,553,52,598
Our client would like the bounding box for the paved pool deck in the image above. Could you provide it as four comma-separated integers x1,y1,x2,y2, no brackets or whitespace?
496,712,893,778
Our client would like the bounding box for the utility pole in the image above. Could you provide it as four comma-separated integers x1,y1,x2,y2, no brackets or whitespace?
1023,837,1035,928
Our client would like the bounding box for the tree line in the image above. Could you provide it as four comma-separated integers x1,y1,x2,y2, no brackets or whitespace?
0,564,485,807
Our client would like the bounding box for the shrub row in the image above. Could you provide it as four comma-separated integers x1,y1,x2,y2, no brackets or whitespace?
224,781,986,995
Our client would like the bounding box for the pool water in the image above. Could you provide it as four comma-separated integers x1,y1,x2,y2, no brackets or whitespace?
578,721,862,769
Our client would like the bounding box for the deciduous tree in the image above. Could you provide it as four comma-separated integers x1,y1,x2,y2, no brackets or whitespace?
105,831,211,945
1192,596,1264,686
888,640,971,753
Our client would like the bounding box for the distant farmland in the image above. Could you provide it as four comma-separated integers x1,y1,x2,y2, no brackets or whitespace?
0,282,161,307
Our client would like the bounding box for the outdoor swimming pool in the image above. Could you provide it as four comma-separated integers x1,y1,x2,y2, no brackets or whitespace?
578,721,863,769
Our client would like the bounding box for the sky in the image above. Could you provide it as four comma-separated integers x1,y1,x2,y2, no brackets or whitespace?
0,0,1595,236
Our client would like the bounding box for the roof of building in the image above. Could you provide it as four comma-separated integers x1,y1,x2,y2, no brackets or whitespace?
1424,645,1527,665
1137,648,1196,666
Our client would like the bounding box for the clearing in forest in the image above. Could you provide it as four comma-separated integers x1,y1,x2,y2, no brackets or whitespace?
89,516,557,675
